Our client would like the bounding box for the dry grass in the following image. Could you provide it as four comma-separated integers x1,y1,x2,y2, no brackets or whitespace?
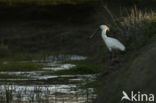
103,6,155,50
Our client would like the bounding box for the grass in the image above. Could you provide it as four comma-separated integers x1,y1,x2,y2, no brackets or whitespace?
0,52,44,71
53,64,100,75
0,62,42,71
0,51,67,61
0,54,38,61
0,4,155,103
103,6,155,50
95,6,156,103
0,85,96,103
96,33,156,103
0,74,27,79
91,6,156,73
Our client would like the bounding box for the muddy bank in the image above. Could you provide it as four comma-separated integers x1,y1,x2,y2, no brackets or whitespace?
96,28,156,102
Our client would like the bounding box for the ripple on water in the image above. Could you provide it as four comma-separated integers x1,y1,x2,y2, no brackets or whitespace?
42,64,76,71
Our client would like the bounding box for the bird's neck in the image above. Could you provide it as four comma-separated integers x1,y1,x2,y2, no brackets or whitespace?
101,29,107,40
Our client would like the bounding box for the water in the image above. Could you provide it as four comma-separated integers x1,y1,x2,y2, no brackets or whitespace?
0,84,96,103
0,55,96,103
42,64,76,71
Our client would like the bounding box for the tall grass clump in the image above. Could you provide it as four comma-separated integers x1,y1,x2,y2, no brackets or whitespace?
103,6,155,51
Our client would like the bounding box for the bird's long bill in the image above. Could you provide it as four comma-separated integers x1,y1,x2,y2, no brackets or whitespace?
89,28,100,39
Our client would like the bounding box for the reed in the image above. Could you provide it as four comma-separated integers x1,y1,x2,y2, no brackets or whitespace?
0,85,96,103
103,6,155,50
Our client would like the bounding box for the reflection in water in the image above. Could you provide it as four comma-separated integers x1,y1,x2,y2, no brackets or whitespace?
0,55,96,103
32,55,87,63
0,84,96,103
42,64,76,71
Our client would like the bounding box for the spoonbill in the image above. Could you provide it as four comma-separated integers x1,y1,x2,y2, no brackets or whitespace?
90,25,126,52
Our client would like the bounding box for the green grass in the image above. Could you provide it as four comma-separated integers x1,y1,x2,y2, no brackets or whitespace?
0,74,27,79
0,53,44,71
53,64,100,75
0,62,42,71
0,51,60,62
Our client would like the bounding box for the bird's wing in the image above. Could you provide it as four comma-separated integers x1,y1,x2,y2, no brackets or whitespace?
109,37,126,51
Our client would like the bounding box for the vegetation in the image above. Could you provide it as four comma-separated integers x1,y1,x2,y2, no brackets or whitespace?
0,1,155,103
103,6,154,50
0,62,42,71
0,85,95,103
0,74,27,79
54,64,100,74
96,30,156,103
95,6,156,103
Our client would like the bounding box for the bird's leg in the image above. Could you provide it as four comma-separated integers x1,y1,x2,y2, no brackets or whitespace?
110,52,116,63
112,52,115,62
112,51,115,60
109,52,113,62
112,52,114,59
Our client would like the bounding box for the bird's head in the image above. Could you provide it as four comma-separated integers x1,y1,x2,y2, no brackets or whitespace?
100,25,109,31
89,24,109,39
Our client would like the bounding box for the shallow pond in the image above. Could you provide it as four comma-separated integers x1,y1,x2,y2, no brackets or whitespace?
0,55,96,103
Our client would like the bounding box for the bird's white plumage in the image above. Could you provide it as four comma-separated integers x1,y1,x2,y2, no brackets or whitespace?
103,37,125,51
100,25,125,52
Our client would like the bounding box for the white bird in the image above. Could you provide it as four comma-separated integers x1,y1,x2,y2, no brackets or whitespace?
90,25,125,52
